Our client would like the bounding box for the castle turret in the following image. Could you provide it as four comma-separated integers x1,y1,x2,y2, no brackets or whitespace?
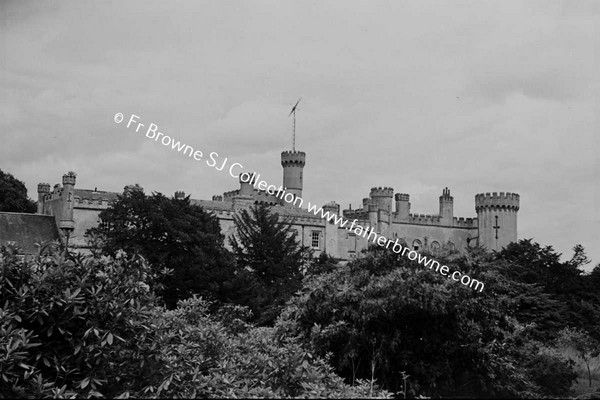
233,172,254,208
281,151,305,205
174,191,185,200
322,201,340,219
362,197,370,211
395,193,410,222
37,183,50,214
59,172,76,232
439,187,454,226
369,187,394,214
475,192,519,251
239,172,256,197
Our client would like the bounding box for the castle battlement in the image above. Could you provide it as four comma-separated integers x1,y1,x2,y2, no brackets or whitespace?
62,172,76,186
370,187,394,197
223,190,240,200
73,197,110,208
281,151,306,166
342,209,367,221
475,192,520,211
395,193,409,201
37,183,51,194
407,213,442,225
454,217,477,228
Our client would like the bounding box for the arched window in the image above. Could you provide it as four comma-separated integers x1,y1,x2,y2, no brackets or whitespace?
431,241,440,252
447,241,456,251
412,239,422,251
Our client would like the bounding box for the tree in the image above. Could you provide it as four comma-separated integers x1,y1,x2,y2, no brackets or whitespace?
497,240,600,341
0,169,36,213
229,203,307,325
556,327,600,387
87,189,235,308
0,244,391,399
277,245,572,398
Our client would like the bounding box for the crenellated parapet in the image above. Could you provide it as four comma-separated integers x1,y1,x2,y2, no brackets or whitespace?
223,190,240,201
252,188,282,205
281,151,306,167
454,217,477,228
212,195,223,201
62,172,76,186
395,193,409,201
73,197,110,209
475,192,520,212
407,213,442,226
174,191,186,200
370,187,394,198
37,183,51,194
342,209,367,221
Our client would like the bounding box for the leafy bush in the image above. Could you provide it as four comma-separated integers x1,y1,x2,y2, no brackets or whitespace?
524,353,577,397
135,296,392,398
276,247,545,398
0,245,390,398
0,245,163,398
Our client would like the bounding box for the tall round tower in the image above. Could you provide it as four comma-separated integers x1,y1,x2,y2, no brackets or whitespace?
281,150,306,203
59,172,77,233
475,192,520,251
37,182,50,214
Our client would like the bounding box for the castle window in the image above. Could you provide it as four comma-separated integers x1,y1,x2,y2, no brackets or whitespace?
431,241,440,252
447,241,456,251
311,231,321,249
412,239,422,251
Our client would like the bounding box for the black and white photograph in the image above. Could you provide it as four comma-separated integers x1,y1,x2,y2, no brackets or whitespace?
1,1,599,398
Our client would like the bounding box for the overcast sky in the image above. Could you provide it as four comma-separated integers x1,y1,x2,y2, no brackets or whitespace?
1,0,598,267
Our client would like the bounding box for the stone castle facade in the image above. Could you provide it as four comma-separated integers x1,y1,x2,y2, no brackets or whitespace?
35,149,519,259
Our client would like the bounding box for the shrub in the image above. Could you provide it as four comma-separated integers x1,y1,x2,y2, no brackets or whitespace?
1,245,390,398
136,296,392,398
0,245,163,397
524,353,577,397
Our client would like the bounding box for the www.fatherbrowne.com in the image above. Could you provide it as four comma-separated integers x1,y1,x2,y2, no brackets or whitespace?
115,112,484,292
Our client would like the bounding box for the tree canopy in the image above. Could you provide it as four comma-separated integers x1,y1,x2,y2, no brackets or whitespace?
276,241,589,398
0,169,36,213
229,203,308,325
87,189,234,308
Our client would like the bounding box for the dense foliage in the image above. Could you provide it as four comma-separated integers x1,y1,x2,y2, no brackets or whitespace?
229,203,308,325
0,245,163,397
0,245,390,398
87,189,235,308
0,169,36,213
276,241,591,398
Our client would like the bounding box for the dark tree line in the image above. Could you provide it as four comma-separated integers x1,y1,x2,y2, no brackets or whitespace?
0,169,37,213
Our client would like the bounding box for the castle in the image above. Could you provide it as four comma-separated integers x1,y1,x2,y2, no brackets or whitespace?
31,147,520,260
